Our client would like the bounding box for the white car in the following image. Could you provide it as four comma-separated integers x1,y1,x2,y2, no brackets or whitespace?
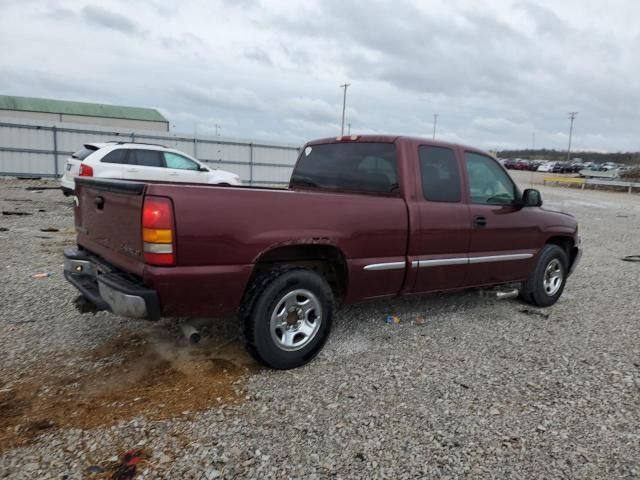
60,142,241,194
536,161,557,173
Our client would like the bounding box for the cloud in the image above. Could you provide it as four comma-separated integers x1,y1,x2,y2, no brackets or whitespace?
161,33,207,52
245,48,273,66
285,97,343,124
81,5,141,36
1,0,639,151
39,6,76,20
176,84,266,112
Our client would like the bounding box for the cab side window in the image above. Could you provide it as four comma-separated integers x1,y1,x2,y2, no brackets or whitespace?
464,152,516,205
100,149,127,164
129,149,163,167
163,152,200,171
418,146,461,202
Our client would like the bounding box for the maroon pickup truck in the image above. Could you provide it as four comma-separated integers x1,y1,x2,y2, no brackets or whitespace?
64,135,581,369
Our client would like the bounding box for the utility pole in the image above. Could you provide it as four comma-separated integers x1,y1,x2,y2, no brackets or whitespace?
532,132,536,150
215,124,222,164
432,114,439,140
340,82,350,136
347,123,351,135
567,112,578,162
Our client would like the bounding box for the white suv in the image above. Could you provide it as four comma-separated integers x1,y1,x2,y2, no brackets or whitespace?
60,142,241,194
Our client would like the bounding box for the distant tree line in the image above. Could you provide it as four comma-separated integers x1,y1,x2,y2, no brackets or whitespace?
497,149,640,165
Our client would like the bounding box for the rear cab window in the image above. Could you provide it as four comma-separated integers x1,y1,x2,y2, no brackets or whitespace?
290,142,399,194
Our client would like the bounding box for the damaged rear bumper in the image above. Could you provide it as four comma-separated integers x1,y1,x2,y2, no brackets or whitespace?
63,247,160,320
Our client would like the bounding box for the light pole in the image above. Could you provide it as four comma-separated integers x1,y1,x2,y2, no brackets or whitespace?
340,82,350,136
432,114,439,140
567,112,578,162
347,123,351,135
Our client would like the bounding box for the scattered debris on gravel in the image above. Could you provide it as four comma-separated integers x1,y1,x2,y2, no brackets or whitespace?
1,176,639,479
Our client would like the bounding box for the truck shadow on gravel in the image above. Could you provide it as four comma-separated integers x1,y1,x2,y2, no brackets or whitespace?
0,330,259,452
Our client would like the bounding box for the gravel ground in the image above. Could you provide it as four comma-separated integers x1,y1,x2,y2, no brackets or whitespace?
0,176,639,479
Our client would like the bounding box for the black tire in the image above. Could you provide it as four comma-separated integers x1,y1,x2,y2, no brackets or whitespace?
520,244,568,307
241,267,334,369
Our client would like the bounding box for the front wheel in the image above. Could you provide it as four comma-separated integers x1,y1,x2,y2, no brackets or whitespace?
520,244,568,307
241,268,334,369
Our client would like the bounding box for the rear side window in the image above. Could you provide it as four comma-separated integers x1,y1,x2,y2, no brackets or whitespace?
129,150,163,168
100,149,127,164
418,146,461,202
71,147,96,160
163,152,199,171
291,142,398,194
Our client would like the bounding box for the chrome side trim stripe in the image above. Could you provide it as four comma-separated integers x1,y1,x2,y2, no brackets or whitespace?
408,253,534,268
416,258,468,267
468,253,533,264
363,261,406,271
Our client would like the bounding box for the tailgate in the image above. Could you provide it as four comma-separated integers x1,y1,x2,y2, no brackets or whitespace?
74,178,147,275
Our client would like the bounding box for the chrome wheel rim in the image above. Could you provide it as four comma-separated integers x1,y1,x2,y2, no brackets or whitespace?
543,258,563,296
270,289,322,351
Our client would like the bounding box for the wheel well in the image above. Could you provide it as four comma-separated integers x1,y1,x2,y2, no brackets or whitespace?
249,245,348,302
546,236,576,264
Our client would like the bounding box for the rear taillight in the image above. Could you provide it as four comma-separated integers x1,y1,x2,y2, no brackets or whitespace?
142,196,175,266
79,163,93,176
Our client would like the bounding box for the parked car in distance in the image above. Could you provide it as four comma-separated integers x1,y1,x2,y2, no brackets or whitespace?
537,161,557,172
64,135,581,369
503,158,518,169
527,160,544,171
60,142,241,195
513,159,530,170
569,162,585,173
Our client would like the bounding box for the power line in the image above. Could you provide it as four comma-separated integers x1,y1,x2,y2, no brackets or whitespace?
340,83,350,136
567,112,578,162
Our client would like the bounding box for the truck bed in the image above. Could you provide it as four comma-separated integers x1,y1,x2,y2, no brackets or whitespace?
74,177,409,316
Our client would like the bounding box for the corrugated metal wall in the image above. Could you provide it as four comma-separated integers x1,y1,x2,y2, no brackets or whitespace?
0,117,300,186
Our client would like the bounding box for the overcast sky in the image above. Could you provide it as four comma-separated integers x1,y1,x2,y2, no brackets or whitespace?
1,0,639,151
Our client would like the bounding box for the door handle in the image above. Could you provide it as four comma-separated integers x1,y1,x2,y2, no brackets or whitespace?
473,215,487,227
126,168,138,172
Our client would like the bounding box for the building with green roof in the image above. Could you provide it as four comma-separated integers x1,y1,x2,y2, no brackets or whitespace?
0,95,169,131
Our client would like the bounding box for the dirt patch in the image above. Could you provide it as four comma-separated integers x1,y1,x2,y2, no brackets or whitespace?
0,331,257,452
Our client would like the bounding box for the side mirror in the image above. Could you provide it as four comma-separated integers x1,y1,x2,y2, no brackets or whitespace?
199,166,209,172
521,188,542,207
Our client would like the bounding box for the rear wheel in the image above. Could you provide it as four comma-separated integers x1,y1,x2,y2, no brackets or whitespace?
520,244,568,307
241,268,334,369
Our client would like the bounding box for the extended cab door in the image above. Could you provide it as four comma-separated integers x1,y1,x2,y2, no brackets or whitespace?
124,149,167,181
463,151,539,285
407,145,471,293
